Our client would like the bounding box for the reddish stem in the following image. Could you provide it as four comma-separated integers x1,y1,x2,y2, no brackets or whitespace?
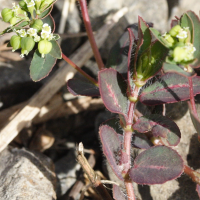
78,0,104,70
62,53,98,86
125,182,136,200
184,165,200,185
188,77,198,116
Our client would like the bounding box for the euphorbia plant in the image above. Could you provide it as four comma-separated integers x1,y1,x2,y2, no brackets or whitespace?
2,0,200,199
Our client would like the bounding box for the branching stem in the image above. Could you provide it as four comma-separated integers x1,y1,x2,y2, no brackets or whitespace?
78,0,105,70
62,53,98,86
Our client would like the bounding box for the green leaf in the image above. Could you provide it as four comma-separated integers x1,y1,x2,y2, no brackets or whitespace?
41,14,55,32
38,7,52,19
30,50,56,81
163,62,195,76
49,40,62,59
186,11,200,68
138,17,151,55
150,28,171,48
180,13,193,43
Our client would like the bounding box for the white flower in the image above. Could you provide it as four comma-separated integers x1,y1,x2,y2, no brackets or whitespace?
27,0,35,7
41,31,50,39
20,49,29,58
42,23,51,34
27,28,37,37
34,35,41,42
16,29,27,37
47,33,54,41
176,29,187,39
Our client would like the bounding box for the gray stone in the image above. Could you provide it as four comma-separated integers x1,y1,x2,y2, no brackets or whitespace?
0,148,56,200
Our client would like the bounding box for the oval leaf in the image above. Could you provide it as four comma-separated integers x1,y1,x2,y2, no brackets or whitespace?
99,125,125,180
30,50,56,81
132,131,153,149
49,40,62,59
139,73,200,105
98,68,129,118
67,78,100,96
129,145,184,184
42,14,55,33
106,24,139,74
133,114,181,146
163,63,195,77
186,11,200,68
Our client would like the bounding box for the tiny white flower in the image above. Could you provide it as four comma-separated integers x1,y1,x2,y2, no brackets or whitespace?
17,29,27,37
27,28,37,37
42,23,51,34
27,0,35,7
47,33,54,41
176,29,187,39
34,35,41,42
41,31,50,39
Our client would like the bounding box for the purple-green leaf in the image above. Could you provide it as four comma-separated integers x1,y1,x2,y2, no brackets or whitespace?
98,68,129,118
188,102,200,140
129,145,184,184
30,50,56,81
139,73,200,105
99,125,125,180
133,114,181,146
106,24,139,74
132,131,153,149
113,185,127,200
67,78,99,96
163,63,195,77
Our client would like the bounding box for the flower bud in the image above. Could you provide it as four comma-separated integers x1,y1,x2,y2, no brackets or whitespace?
162,33,175,47
173,46,188,62
10,35,21,51
9,16,20,25
1,8,14,22
38,40,52,57
169,25,182,37
30,19,43,32
21,37,35,56
19,0,26,9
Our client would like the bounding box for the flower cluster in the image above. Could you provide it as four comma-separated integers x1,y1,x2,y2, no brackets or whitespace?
11,22,54,58
162,25,196,64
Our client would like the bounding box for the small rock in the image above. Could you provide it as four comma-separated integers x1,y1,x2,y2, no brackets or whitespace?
0,147,56,200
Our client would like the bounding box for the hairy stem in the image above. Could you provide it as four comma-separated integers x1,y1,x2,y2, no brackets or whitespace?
125,182,136,200
188,77,198,116
62,53,98,86
184,165,200,185
78,0,104,70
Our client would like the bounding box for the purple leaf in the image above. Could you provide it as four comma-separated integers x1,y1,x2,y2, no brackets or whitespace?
133,114,181,146
113,185,127,200
188,102,200,141
106,24,139,74
139,73,200,105
129,146,184,185
196,184,200,198
170,19,179,28
99,69,129,118
67,78,100,96
99,125,127,180
132,131,153,149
